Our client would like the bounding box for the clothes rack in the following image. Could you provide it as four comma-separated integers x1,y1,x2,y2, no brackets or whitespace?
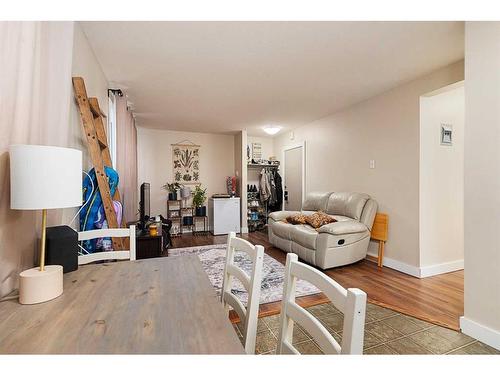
247,163,282,232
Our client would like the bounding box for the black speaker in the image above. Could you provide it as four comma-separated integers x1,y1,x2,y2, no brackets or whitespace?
45,225,78,273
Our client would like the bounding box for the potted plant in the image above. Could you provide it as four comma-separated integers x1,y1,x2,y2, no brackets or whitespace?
162,182,181,201
192,184,207,216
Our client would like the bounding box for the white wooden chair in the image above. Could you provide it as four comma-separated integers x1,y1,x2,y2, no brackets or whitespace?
222,232,264,354
277,253,367,355
77,225,136,265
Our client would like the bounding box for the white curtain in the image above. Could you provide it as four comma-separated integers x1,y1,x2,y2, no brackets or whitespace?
0,22,75,297
115,95,138,223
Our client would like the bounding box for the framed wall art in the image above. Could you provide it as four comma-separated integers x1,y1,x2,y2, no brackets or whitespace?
252,142,262,162
172,141,201,184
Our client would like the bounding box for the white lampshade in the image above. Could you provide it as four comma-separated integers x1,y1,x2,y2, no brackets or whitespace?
10,144,82,210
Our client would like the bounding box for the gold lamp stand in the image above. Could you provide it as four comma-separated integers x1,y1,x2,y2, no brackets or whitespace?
18,209,64,304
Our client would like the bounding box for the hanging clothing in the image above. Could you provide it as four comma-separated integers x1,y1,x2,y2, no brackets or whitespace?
259,169,271,203
268,170,283,212
271,170,283,211
269,170,277,206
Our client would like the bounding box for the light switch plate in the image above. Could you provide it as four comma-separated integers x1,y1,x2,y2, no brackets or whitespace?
369,160,376,169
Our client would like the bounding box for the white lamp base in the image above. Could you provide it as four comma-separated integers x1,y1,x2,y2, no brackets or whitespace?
19,265,63,304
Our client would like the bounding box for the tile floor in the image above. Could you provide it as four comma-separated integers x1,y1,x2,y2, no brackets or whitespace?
232,302,500,355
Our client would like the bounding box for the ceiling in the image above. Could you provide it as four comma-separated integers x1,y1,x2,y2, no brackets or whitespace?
81,21,464,137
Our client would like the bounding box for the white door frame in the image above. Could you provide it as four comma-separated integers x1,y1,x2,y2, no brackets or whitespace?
281,141,306,210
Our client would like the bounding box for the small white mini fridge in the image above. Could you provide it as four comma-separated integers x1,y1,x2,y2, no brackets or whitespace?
208,197,241,235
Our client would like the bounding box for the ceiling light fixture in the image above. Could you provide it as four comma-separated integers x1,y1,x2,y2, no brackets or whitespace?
263,126,281,135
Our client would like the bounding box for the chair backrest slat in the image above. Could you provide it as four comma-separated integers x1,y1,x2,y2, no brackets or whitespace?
222,232,264,354
226,264,251,291
277,253,367,355
78,225,136,265
228,236,258,257
289,261,348,312
286,301,341,354
78,250,131,265
223,291,247,322
78,227,132,241
282,341,300,355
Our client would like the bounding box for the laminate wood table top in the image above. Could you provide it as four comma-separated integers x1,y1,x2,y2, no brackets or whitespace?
0,255,245,354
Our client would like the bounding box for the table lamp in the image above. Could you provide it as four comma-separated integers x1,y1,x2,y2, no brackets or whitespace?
10,144,82,304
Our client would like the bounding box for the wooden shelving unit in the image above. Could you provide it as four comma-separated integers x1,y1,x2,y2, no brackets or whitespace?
180,205,194,234
247,163,280,169
247,191,266,232
192,215,209,235
167,199,197,235
167,200,182,237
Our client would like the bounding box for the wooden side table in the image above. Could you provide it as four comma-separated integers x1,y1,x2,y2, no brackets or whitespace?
371,213,389,267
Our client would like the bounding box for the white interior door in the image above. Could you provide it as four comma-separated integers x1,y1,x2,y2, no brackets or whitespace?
283,145,304,211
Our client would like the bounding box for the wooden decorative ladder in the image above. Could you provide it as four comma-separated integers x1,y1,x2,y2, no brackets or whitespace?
73,76,125,250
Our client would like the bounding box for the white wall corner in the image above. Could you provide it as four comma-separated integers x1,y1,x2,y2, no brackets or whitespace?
460,316,500,351
419,259,464,278
367,251,421,278
368,251,464,278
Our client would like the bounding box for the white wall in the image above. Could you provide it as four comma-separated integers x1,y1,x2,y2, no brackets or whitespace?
237,131,248,232
419,83,464,276
247,135,275,161
460,22,500,350
273,61,464,275
70,22,110,170
137,128,235,217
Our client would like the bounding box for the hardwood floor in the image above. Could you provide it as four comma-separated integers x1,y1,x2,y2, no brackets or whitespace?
169,230,464,331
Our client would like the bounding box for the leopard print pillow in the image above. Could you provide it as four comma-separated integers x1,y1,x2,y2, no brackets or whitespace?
305,211,337,229
285,213,308,225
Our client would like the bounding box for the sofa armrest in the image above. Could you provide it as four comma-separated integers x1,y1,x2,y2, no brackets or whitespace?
268,211,300,222
360,199,378,231
318,220,368,235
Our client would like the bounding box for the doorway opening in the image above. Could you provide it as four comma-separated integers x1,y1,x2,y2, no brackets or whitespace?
282,142,306,211
419,81,464,278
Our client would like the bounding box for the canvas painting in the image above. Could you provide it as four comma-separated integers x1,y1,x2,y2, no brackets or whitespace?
172,144,200,184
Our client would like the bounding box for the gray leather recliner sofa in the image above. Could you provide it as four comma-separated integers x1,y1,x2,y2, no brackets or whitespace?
268,192,377,269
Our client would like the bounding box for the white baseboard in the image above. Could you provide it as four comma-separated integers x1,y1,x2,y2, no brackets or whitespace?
241,226,248,234
367,251,420,277
420,259,464,278
367,251,463,278
460,316,500,350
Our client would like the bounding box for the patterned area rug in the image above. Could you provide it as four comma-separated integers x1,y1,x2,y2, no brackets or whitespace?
169,244,320,305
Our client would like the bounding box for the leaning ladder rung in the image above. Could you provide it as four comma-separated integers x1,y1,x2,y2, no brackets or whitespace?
89,98,106,117
89,98,109,148
72,76,125,250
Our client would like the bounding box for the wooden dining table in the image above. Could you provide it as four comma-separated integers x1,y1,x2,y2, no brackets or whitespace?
0,255,245,354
